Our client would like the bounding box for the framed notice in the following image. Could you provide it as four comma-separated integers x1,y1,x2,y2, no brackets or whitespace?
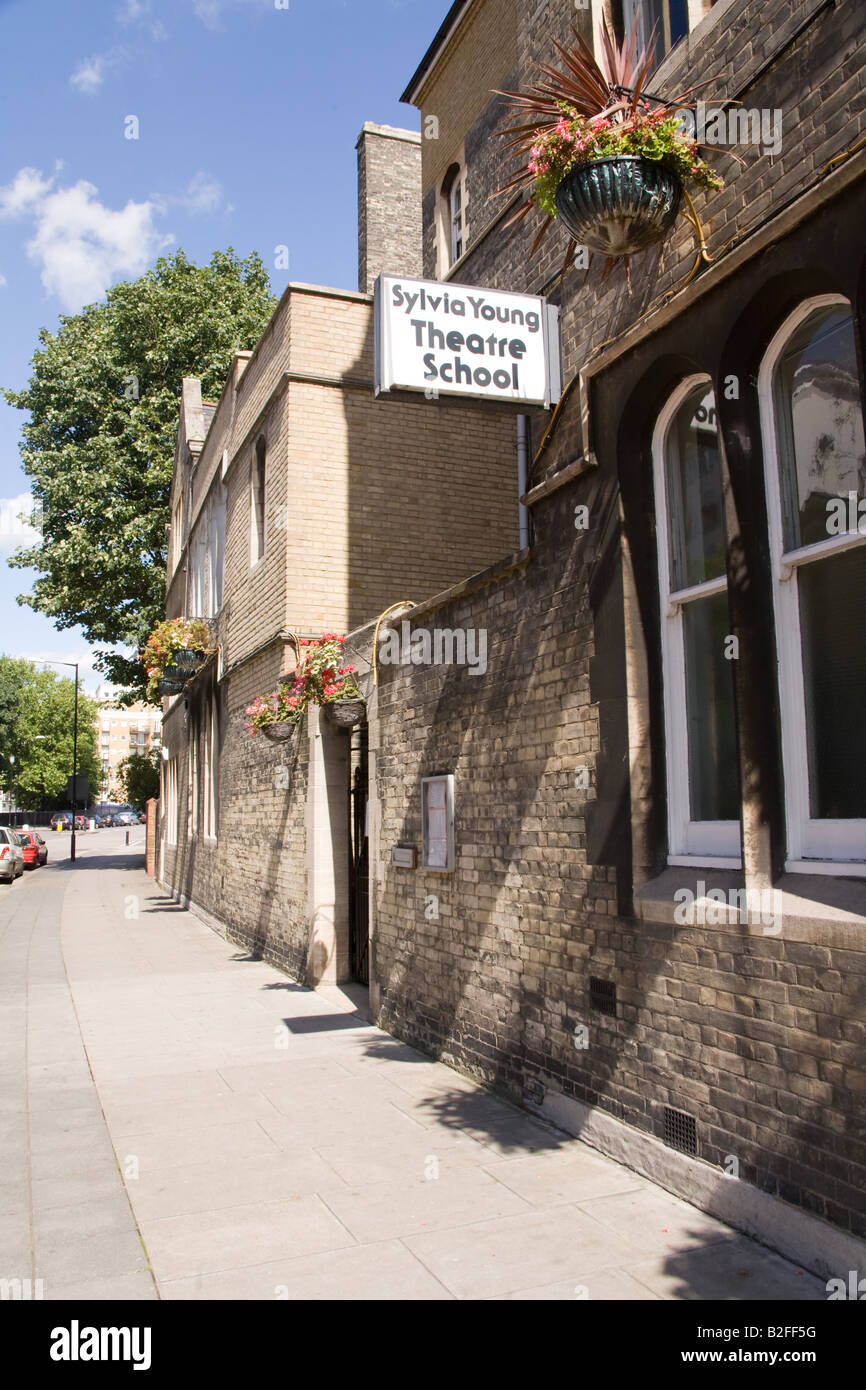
421,774,455,872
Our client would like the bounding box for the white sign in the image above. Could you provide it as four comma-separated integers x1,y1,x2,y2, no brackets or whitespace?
375,274,561,408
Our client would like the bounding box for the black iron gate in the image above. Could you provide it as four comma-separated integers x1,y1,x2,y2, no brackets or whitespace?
348,723,369,985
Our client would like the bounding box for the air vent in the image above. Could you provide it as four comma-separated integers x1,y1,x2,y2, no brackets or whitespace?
663,1105,698,1156
589,977,616,1016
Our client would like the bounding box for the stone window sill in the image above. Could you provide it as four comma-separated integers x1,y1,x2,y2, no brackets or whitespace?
634,866,866,948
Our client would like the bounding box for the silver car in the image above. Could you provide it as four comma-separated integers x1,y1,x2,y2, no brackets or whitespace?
0,827,24,882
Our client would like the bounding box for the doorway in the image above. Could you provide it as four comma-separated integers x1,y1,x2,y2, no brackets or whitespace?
348,722,369,985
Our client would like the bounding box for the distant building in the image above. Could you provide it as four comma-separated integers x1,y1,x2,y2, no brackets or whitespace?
95,700,162,802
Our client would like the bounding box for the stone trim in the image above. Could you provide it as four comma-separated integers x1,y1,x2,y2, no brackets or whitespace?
520,453,597,507
635,866,866,948
381,546,531,627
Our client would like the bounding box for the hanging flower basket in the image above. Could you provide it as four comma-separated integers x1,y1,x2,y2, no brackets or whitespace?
325,699,365,729
169,647,207,675
495,20,723,277
157,675,186,697
554,156,682,257
141,617,213,701
259,721,298,744
246,634,363,742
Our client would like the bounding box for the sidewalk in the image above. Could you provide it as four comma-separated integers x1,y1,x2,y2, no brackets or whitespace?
2,833,828,1299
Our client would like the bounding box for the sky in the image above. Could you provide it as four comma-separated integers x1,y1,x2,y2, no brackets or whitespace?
0,0,437,692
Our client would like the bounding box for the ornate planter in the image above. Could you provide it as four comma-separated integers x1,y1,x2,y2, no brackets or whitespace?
325,700,365,729
157,675,186,697
554,156,682,257
169,648,206,675
260,721,298,744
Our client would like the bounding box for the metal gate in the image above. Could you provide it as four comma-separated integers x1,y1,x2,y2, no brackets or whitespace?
348,723,369,985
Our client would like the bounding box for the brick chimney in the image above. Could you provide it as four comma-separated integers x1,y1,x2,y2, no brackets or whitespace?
356,122,422,294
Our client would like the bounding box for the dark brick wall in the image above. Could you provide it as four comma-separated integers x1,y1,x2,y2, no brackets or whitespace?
436,0,866,480
372,0,866,1238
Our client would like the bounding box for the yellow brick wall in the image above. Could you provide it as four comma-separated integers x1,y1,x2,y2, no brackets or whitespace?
415,0,518,205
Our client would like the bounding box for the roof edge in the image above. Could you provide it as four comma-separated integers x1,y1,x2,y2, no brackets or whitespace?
400,0,474,105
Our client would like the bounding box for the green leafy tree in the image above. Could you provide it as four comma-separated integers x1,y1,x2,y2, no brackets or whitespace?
117,748,160,809
0,657,99,809
0,655,36,791
5,248,276,695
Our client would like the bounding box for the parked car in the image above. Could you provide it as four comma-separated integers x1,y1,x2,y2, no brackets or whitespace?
0,827,24,881
50,812,72,831
18,831,48,869
74,815,88,830
112,810,137,827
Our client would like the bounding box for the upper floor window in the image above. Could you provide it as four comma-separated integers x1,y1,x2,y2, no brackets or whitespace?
441,163,465,269
207,483,226,617
653,376,740,865
619,0,707,66
759,296,866,870
170,496,183,574
251,437,266,567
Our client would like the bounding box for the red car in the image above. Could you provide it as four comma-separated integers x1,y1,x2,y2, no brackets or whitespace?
18,831,48,869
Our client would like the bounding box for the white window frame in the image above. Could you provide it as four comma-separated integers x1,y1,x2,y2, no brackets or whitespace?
188,722,198,837
203,698,218,843
163,757,178,846
758,293,866,874
449,174,464,266
250,440,266,569
171,497,183,576
421,774,455,872
652,374,742,867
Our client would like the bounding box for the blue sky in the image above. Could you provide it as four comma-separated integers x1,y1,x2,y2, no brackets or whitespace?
0,0,435,691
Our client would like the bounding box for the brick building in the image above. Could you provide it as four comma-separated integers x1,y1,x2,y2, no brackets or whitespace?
160,0,866,1278
357,0,866,1274
95,690,162,802
159,122,521,985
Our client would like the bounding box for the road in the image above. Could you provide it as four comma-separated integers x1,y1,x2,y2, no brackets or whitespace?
0,829,829,1300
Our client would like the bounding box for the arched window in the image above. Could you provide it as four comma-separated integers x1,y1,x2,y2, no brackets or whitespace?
759,296,866,869
441,163,465,268
653,376,741,863
251,436,266,566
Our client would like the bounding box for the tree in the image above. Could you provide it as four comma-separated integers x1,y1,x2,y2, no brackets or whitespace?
0,657,99,810
117,749,160,809
0,656,36,791
5,248,276,696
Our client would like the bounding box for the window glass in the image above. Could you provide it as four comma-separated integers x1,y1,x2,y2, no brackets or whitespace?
798,543,866,818
682,589,739,821
773,308,866,550
665,386,726,590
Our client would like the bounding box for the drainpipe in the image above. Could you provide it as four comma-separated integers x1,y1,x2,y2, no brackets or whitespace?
517,414,530,549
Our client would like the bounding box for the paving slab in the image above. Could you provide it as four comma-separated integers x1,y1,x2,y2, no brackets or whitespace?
0,830,841,1301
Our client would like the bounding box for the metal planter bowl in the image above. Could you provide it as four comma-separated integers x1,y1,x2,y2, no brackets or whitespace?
170,648,206,674
157,676,186,697
260,721,298,744
325,700,365,729
555,156,682,257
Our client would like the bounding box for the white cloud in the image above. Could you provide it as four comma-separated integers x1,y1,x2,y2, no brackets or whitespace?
116,1,167,41
193,0,275,30
0,167,56,218
0,273,6,288
0,494,42,553
172,171,224,216
70,54,112,94
0,166,173,312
